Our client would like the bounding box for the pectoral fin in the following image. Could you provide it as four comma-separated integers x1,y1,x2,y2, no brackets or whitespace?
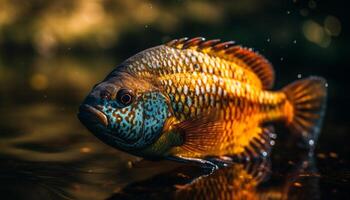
172,115,225,154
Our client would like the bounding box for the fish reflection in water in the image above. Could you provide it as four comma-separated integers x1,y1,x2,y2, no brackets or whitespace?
110,150,320,200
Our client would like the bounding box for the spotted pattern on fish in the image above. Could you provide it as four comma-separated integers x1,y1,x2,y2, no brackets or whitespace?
142,92,170,143
100,91,170,150
79,37,327,160
160,72,287,156
125,45,264,89
114,44,288,156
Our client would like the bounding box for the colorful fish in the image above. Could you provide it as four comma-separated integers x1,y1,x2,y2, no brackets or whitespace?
78,37,327,167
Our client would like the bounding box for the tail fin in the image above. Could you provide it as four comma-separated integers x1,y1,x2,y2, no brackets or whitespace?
283,76,327,146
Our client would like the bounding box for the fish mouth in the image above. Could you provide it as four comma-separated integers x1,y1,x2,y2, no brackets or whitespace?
78,103,142,150
78,104,108,127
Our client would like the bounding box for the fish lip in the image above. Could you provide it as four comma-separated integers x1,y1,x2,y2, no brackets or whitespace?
78,104,108,127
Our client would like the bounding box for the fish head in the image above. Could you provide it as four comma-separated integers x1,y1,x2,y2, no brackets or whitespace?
78,71,171,151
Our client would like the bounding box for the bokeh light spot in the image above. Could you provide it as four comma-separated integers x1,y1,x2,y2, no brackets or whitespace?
80,147,92,153
324,15,341,36
302,20,331,48
30,73,48,91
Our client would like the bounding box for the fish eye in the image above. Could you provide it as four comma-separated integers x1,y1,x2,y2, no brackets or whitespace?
116,88,134,106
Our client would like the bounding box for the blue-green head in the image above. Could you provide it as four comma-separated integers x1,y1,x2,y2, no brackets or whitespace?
78,71,171,151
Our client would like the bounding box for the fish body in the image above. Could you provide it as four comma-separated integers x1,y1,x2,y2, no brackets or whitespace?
78,37,327,163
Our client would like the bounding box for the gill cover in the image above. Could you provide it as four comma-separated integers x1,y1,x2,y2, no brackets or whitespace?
102,91,170,150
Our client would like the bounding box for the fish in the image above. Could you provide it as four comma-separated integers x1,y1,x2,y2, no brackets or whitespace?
78,37,327,166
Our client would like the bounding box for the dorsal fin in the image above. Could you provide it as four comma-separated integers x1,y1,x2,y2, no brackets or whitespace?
166,37,275,89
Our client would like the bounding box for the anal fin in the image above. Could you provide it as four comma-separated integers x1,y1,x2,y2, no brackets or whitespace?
172,114,224,154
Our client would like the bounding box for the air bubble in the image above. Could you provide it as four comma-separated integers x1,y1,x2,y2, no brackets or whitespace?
266,38,271,42
293,40,297,44
308,139,315,146
280,57,284,61
269,133,277,139
297,74,302,79
325,83,328,87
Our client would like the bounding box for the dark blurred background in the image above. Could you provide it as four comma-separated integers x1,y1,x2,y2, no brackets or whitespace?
0,0,349,199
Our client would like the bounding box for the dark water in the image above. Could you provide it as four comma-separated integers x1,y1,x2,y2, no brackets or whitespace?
0,55,349,200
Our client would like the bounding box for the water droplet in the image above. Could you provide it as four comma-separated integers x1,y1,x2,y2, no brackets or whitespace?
145,25,149,28
280,57,284,61
287,11,291,15
308,139,315,146
270,140,275,146
269,133,277,139
261,151,268,157
325,83,328,87
293,40,297,44
266,38,271,42
297,74,302,78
